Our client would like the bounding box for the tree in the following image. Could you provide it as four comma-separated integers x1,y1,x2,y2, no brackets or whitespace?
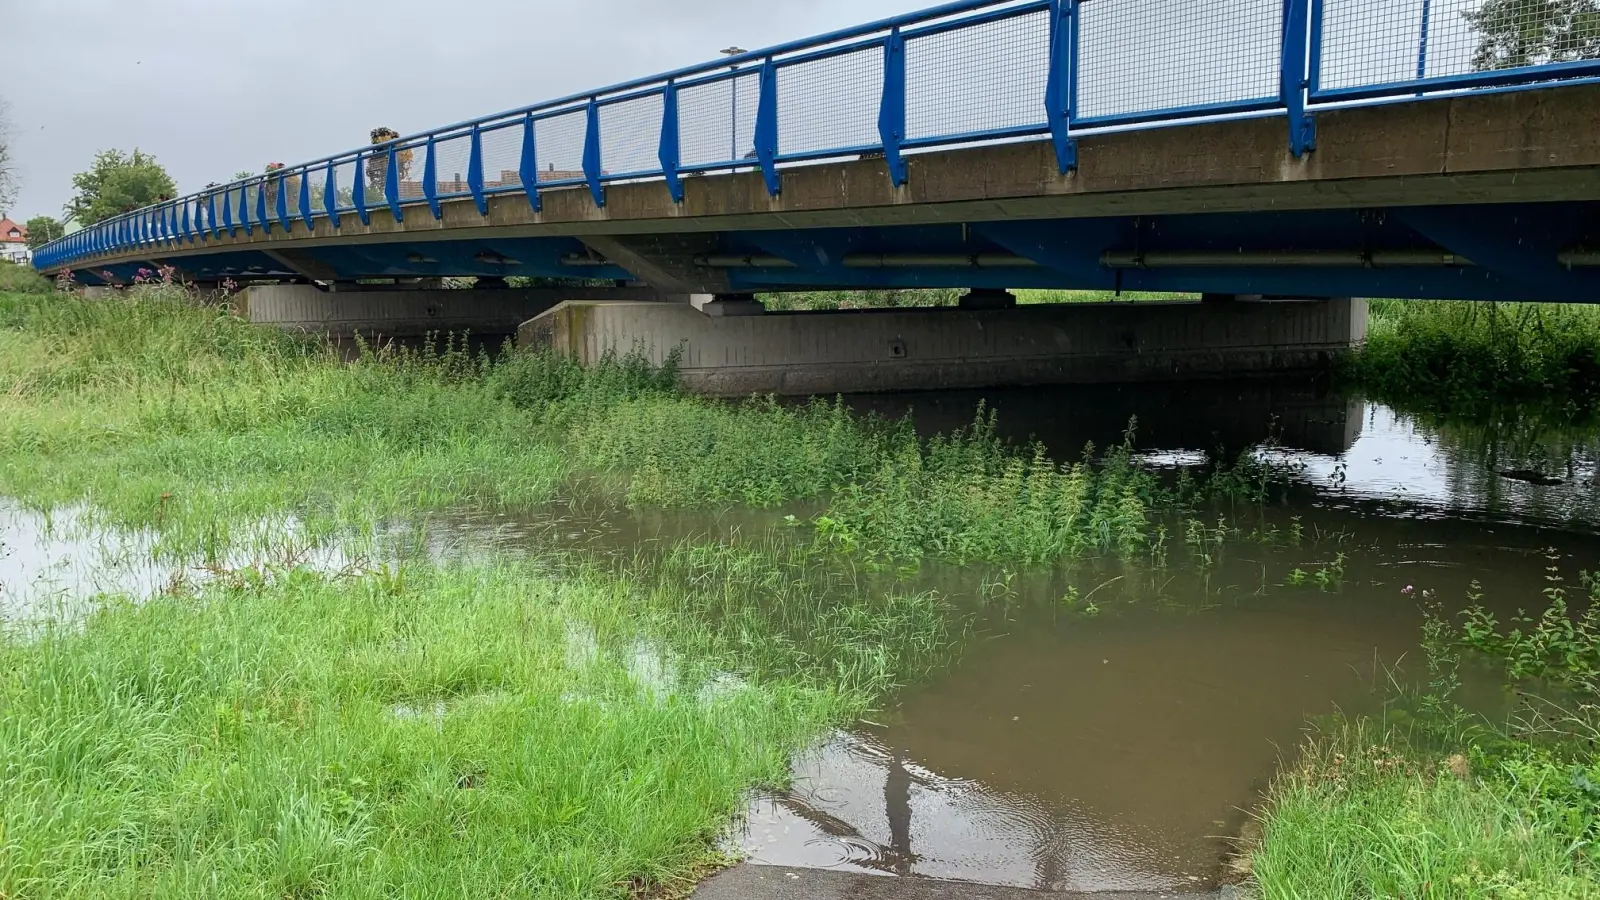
65,149,178,225
0,97,16,216
1466,0,1600,70
24,215,63,248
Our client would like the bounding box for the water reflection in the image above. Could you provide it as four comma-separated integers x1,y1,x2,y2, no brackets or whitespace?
0,502,363,623
1286,404,1600,526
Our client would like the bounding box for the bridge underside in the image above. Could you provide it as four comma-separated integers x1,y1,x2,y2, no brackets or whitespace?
59,86,1600,304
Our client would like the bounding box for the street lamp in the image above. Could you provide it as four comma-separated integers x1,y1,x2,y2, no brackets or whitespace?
721,46,747,163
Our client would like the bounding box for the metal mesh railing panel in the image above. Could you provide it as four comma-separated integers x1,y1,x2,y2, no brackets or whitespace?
1077,0,1283,121
224,185,248,225
906,10,1051,141
263,173,299,220
776,47,884,156
534,109,588,183
330,160,358,211
678,72,761,169
1315,0,1597,92
430,134,473,198
479,121,524,193
599,92,665,177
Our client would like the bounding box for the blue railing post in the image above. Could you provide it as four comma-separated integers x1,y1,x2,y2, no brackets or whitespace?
299,169,314,231
385,146,403,223
424,136,441,220
1045,0,1079,173
468,125,488,216
519,113,542,213
353,155,371,226
223,189,235,237
241,186,254,236
276,174,293,232
583,98,606,208
1282,0,1316,157
181,202,192,244
209,192,221,239
659,81,684,203
324,162,341,229
1415,0,1432,90
878,28,908,187
755,57,781,197
468,133,493,216
258,182,271,234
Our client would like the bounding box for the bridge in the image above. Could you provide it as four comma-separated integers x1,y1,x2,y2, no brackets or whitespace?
31,0,1600,303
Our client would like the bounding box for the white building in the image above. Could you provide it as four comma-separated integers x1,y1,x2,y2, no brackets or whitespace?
0,218,29,265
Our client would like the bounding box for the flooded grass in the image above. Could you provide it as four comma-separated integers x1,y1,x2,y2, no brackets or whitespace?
1253,719,1600,899
0,559,870,899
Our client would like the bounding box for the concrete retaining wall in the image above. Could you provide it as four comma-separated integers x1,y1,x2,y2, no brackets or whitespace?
518,298,1368,396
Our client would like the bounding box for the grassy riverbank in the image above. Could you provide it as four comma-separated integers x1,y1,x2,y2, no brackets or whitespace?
1350,299,1600,417
1251,580,1600,898
0,283,1268,562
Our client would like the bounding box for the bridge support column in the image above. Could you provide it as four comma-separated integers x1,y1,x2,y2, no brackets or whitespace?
237,283,668,339
690,293,766,317
958,288,1017,310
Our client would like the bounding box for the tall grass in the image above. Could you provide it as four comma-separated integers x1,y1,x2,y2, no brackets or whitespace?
1252,575,1600,899
1252,721,1599,900
1350,299,1600,414
0,288,572,549
0,261,52,295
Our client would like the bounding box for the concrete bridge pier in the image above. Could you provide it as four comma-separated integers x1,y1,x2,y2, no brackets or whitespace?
235,283,673,339
518,296,1368,397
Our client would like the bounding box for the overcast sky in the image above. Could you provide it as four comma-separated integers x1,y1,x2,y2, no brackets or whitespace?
2,0,931,221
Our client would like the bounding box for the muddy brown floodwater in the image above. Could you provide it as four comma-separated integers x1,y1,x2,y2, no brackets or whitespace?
734,381,1600,892
3,378,1597,894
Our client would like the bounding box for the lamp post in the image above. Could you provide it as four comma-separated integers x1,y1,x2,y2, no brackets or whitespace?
720,46,747,163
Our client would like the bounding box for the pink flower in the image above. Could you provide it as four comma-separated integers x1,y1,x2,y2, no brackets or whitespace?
1401,585,1414,596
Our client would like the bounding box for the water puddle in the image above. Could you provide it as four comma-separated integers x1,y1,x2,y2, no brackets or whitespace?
1,502,371,624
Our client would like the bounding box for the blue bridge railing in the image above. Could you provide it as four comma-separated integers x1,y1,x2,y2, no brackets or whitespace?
34,0,1600,274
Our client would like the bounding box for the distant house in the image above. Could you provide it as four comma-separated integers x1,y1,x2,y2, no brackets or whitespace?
0,218,28,265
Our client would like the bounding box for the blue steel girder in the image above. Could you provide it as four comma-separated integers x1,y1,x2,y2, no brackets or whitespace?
284,237,634,281
1390,204,1600,304
703,207,1593,302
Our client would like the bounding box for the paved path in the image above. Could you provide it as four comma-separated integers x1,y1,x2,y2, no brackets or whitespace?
691,864,1228,900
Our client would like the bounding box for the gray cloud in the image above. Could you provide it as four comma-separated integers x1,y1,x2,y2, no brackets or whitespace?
2,0,925,220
